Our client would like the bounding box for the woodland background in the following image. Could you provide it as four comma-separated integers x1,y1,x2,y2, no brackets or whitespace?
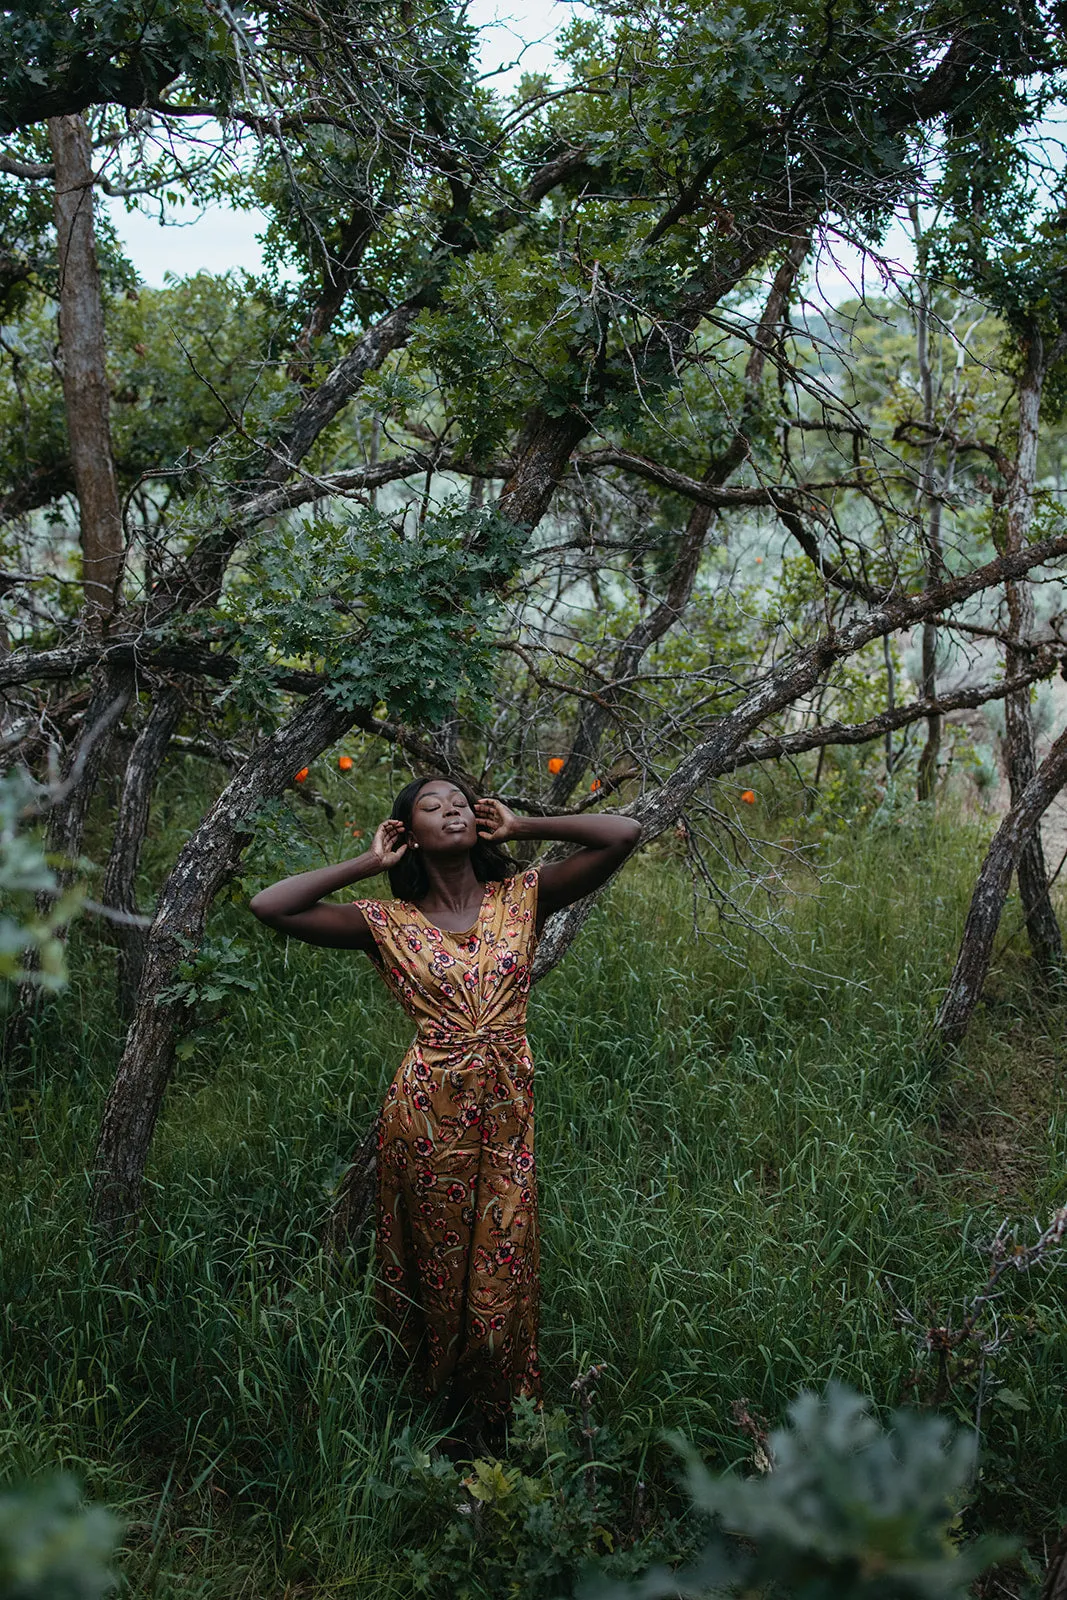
2,1,1067,1595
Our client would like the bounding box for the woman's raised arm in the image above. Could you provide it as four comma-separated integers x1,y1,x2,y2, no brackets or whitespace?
475,799,641,920
248,819,406,949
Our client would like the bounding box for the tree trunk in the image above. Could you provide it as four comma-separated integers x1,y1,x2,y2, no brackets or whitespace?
48,114,124,630
1002,329,1061,973
102,687,183,1016
323,1119,379,1254
496,408,591,531
91,688,361,1234
6,106,133,1046
1006,691,1061,970
916,619,940,800
46,668,133,874
934,721,1067,1048
909,204,945,804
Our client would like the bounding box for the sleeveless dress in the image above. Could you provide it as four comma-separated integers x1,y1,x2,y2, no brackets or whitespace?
354,870,542,1429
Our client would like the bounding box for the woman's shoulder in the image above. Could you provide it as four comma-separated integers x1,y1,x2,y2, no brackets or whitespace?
352,895,408,925
500,867,539,903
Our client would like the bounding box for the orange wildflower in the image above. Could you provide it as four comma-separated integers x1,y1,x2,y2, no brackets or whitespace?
338,755,354,771
590,778,602,792
741,789,756,804
547,756,564,774
294,767,309,783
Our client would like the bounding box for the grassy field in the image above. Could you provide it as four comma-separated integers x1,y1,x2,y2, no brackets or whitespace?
2,783,1066,1596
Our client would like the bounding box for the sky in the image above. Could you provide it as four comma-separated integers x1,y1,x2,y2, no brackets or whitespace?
103,0,916,305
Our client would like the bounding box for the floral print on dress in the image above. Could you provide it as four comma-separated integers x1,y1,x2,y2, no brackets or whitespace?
353,871,542,1427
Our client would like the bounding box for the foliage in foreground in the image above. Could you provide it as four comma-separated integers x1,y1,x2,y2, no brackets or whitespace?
590,1385,1010,1600
379,1394,685,1599
0,771,83,997
0,1476,119,1600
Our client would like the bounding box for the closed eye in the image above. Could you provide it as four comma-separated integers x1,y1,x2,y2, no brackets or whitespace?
418,792,467,812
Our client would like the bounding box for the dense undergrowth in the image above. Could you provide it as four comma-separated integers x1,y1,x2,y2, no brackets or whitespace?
2,768,1066,1596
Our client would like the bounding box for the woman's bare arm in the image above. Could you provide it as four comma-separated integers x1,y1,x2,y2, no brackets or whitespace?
475,800,641,920
248,819,406,949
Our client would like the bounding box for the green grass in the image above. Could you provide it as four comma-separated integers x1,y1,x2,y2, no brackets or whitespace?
2,792,1067,1595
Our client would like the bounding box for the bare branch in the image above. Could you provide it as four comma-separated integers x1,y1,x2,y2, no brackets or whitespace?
727,655,1059,772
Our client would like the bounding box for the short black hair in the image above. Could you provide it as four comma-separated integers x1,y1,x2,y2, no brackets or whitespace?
387,775,519,901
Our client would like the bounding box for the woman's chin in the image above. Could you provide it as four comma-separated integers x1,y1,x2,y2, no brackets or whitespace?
435,834,475,855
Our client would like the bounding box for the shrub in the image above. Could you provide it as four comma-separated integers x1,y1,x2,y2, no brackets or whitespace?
374,1395,691,1600
585,1384,1012,1600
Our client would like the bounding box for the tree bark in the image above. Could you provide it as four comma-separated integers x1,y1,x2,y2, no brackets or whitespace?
916,619,940,799
934,721,1067,1049
1002,329,1061,972
48,114,124,630
91,688,362,1233
101,687,184,1016
911,212,942,802
496,407,591,531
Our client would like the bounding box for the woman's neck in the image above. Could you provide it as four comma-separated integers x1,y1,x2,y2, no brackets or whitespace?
417,854,482,917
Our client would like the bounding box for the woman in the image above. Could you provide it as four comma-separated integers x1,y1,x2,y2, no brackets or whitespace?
250,775,640,1441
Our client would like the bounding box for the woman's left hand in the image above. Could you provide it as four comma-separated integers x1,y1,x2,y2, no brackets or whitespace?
475,797,518,842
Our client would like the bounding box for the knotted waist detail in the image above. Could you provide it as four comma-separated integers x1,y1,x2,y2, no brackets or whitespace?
417,1020,528,1052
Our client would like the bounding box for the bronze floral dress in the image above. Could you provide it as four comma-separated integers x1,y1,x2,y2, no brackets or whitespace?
355,871,541,1427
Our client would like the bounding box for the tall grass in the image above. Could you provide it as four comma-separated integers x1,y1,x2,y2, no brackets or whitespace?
2,790,1066,1594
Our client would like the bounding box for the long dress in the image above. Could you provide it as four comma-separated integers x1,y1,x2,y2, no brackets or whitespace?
354,869,542,1429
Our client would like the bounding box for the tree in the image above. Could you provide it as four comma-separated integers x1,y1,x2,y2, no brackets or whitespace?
935,714,1067,1040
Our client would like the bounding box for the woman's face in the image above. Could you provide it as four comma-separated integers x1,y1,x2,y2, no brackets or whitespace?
406,781,478,855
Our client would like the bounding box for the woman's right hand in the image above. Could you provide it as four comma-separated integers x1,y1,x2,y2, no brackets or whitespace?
369,817,408,870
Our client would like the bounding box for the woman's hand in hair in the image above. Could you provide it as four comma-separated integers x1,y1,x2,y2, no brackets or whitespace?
370,817,409,869
474,797,518,843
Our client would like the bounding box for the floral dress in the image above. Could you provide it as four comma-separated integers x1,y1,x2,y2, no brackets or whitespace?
354,870,541,1428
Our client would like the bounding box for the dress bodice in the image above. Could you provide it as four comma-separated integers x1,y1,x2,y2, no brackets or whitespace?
356,871,539,1044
